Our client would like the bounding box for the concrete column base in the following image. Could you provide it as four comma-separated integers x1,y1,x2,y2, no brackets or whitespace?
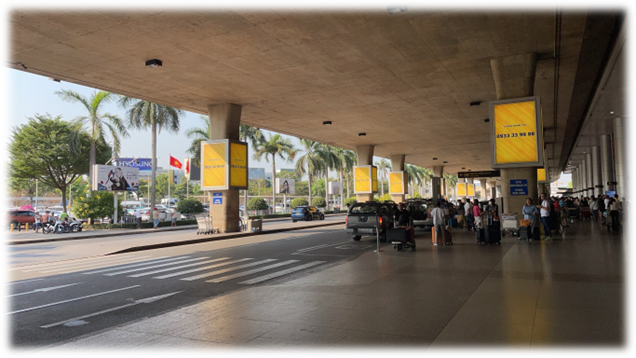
356,194,373,202
500,167,538,220
391,194,405,203
209,190,240,233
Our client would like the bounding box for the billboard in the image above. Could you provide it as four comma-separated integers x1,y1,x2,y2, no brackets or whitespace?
467,184,475,197
537,168,547,183
456,183,467,196
276,178,295,194
328,182,341,195
353,166,377,194
201,140,248,191
116,158,152,171
489,96,544,168
389,171,407,195
92,165,139,191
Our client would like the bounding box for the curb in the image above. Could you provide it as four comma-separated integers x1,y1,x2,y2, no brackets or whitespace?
108,221,344,255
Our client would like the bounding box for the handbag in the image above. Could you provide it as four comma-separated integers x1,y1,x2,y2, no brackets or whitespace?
520,219,531,227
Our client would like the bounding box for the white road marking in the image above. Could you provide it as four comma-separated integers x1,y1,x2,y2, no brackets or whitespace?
21,255,151,272
239,261,327,285
81,256,188,274
127,257,232,277
295,241,350,253
104,257,209,276
39,256,152,273
9,278,44,285
207,260,299,283
152,258,253,279
9,282,82,297
40,291,182,329
9,285,140,315
180,259,278,281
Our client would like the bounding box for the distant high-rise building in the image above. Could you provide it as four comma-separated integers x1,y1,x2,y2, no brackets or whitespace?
249,168,266,180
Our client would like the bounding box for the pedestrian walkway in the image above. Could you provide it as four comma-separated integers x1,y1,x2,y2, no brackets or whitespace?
12,254,327,286
48,216,624,348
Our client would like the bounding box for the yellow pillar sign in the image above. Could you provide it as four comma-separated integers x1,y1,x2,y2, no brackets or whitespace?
467,184,475,197
201,140,248,191
354,166,377,194
537,168,546,182
456,183,467,196
490,96,544,168
389,171,408,195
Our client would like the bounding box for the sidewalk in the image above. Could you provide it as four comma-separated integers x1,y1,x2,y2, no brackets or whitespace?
8,214,346,249
49,219,623,348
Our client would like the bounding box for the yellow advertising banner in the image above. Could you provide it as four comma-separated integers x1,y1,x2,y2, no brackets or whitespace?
230,142,248,189
371,166,378,193
537,168,546,182
456,183,467,196
354,167,370,193
201,142,226,190
389,172,407,194
490,97,543,168
467,184,475,197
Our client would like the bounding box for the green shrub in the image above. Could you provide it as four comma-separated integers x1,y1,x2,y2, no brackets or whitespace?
290,197,309,209
177,199,204,214
344,197,358,207
73,192,123,221
83,219,197,230
247,197,269,210
377,193,392,202
312,197,326,207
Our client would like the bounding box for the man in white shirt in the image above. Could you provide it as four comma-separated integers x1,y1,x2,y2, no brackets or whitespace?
135,209,142,229
537,193,551,240
464,200,473,231
431,202,446,245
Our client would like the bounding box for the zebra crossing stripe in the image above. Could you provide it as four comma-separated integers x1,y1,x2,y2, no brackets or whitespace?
40,256,153,273
127,257,232,277
81,256,189,275
180,259,278,281
153,258,254,279
239,261,326,285
21,255,152,272
104,257,209,276
206,260,299,283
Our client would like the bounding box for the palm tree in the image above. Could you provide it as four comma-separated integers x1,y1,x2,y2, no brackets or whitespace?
253,133,297,211
315,144,339,209
375,158,391,196
239,124,265,210
185,116,210,166
444,173,459,199
334,148,356,205
295,139,323,205
55,90,128,185
119,97,184,212
405,164,425,197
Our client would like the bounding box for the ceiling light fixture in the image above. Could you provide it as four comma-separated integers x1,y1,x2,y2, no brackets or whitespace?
484,118,490,123
433,158,438,160
462,167,466,170
145,59,163,68
48,78,61,82
610,111,615,114
387,6,407,14
470,101,482,106
443,161,448,164
323,121,332,125
358,133,366,137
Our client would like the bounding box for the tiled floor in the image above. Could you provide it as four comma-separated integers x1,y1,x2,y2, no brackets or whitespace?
52,218,624,348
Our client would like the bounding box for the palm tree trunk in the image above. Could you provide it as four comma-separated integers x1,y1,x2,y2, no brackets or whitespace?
381,172,384,196
150,120,157,211
271,155,276,214
89,141,96,191
325,171,329,210
339,170,344,209
346,172,350,199
308,173,312,205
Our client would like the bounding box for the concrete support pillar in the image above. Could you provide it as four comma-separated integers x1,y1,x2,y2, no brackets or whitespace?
489,180,498,199
490,52,538,219
572,169,577,192
600,134,615,192
591,146,602,196
390,154,405,203
479,179,487,199
207,103,242,233
432,166,444,202
613,117,626,198
581,160,588,198
356,145,374,202
585,153,593,197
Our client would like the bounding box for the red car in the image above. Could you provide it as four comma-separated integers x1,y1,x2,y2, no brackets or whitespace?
7,210,35,229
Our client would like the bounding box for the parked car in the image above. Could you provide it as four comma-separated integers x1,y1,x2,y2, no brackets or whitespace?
291,206,324,222
406,199,434,229
345,201,394,241
140,207,169,222
6,210,35,229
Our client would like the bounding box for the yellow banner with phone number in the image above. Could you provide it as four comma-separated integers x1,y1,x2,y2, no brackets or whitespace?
202,142,226,189
494,101,539,164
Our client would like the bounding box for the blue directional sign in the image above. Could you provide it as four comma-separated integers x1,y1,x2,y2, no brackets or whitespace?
510,179,528,196
212,197,223,205
212,192,222,197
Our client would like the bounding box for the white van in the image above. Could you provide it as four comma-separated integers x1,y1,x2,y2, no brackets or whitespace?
161,198,178,206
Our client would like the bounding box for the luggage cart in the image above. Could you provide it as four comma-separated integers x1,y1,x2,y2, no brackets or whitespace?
579,207,591,220
196,216,219,234
567,207,579,223
501,213,519,237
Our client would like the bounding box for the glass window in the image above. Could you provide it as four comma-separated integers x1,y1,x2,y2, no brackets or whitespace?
350,205,377,214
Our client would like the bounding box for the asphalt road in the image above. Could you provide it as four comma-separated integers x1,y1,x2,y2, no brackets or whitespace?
9,223,384,347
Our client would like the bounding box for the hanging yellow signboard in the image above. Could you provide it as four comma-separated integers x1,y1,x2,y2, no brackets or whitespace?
456,183,467,196
230,142,248,188
537,168,546,183
467,184,475,197
354,166,378,194
389,171,408,195
490,96,544,169
201,140,248,191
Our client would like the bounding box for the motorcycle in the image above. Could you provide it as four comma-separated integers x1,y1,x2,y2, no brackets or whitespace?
51,219,71,234
41,221,54,234
69,217,83,232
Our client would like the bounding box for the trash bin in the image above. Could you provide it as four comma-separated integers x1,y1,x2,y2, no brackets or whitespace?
247,219,262,232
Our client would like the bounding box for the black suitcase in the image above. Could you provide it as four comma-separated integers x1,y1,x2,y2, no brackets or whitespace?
388,227,409,243
532,226,541,240
518,226,530,240
549,212,559,231
485,221,501,244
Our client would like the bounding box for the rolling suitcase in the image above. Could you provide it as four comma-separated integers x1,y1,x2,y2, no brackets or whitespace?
518,226,529,240
389,228,415,251
532,226,540,240
449,218,458,228
444,229,453,244
485,221,501,244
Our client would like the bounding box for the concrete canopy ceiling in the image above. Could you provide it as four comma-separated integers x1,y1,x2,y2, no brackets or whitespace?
9,10,623,177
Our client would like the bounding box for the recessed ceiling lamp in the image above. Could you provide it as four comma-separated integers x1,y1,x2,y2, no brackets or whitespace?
470,101,482,106
358,133,366,137
443,161,448,164
484,118,490,123
433,158,438,160
610,111,615,114
387,6,407,14
462,167,466,170
145,59,163,68
48,78,61,82
323,121,332,125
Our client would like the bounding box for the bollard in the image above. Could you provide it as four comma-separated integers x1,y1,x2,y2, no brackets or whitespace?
10,224,14,232
25,223,29,231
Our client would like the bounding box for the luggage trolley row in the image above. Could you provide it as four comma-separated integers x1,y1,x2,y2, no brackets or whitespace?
196,216,219,235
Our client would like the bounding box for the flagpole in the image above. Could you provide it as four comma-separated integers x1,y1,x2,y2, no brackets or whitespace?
168,154,171,205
